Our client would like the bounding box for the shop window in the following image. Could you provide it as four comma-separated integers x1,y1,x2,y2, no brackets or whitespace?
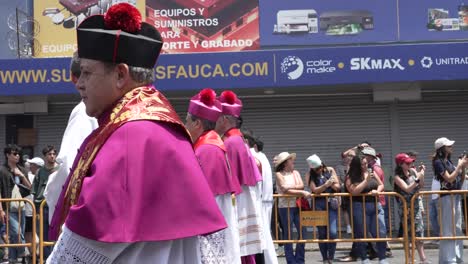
5,115,34,159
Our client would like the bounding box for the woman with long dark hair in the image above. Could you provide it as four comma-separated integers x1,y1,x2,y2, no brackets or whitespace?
393,153,429,263
432,137,467,263
345,155,387,264
306,154,340,264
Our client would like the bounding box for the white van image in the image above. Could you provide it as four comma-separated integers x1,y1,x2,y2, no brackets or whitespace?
274,9,318,34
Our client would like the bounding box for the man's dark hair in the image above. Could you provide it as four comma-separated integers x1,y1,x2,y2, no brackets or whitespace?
42,145,57,156
190,114,216,131
236,115,243,128
256,138,264,152
4,144,21,160
241,129,256,148
70,51,81,78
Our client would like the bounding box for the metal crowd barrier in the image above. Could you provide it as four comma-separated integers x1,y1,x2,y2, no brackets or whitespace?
0,198,37,264
410,190,468,264
273,192,409,263
39,200,55,264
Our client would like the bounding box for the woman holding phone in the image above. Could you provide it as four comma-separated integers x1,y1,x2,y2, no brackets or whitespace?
432,137,468,263
346,155,388,264
306,154,340,264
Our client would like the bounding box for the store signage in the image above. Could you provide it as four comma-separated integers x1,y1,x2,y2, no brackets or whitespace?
259,0,399,46
32,0,147,58
260,0,468,47
350,58,405,71
400,1,468,41
146,0,260,54
31,0,259,58
274,42,468,86
1,42,468,96
20,0,468,60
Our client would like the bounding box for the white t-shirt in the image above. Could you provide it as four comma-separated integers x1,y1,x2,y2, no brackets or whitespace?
24,172,36,217
431,178,441,200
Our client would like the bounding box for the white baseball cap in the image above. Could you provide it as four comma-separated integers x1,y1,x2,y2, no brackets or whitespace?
434,137,455,150
26,157,44,167
306,154,322,169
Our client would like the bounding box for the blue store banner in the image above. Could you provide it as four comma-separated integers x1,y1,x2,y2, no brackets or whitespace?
1,42,468,96
400,0,468,41
0,51,275,96
258,0,398,46
275,42,468,86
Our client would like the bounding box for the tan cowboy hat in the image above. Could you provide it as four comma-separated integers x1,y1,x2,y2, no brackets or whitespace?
275,152,296,169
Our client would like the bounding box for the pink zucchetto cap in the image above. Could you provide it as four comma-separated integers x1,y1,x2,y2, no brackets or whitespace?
188,88,222,122
218,90,243,118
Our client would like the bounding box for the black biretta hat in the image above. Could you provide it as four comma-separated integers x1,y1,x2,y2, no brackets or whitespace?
77,3,163,69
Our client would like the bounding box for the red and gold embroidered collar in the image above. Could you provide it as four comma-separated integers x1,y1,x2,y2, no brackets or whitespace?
194,130,225,151
58,86,187,230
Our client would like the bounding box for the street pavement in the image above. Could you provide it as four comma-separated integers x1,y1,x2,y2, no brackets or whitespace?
277,248,447,263
275,241,468,263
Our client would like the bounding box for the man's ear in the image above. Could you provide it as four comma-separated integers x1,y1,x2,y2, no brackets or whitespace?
194,118,202,129
115,63,130,90
71,74,78,84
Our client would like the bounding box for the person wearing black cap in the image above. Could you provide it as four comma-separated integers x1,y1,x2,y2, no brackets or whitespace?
47,3,226,263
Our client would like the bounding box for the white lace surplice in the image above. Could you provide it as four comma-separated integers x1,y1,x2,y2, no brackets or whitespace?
47,226,201,264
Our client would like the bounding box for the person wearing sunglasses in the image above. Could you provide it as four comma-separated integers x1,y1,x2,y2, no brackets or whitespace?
0,144,31,263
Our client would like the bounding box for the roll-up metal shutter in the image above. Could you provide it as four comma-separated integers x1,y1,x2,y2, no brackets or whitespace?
0,115,5,151
239,95,394,181
35,104,75,157
399,92,468,191
169,98,191,121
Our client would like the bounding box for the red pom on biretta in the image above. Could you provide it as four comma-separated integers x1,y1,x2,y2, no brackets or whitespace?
221,91,237,105
218,90,242,117
104,3,142,33
77,2,163,68
199,88,216,106
188,88,222,122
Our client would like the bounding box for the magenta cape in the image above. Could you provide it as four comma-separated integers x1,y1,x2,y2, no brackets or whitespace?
223,135,257,187
196,142,240,196
50,120,226,242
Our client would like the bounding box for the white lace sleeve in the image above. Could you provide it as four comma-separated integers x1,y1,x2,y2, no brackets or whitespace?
47,226,129,264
